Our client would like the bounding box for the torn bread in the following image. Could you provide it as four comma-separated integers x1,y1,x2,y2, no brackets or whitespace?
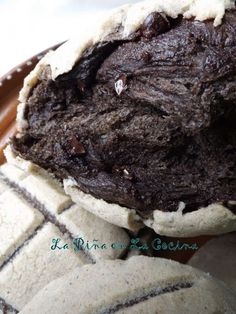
10,0,236,237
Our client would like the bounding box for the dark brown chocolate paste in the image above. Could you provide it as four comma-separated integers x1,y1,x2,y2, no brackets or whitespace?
12,11,236,217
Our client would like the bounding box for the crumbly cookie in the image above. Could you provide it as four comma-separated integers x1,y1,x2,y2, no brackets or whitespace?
19,256,236,314
0,162,130,311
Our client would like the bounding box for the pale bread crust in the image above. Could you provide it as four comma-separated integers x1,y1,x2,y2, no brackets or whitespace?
12,0,236,237
64,176,236,237
64,179,144,232
3,146,130,262
145,205,236,237
4,146,144,232
5,146,236,236
19,256,236,314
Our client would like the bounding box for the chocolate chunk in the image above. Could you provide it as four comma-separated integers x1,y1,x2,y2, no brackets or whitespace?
141,12,171,38
141,51,152,62
69,135,86,156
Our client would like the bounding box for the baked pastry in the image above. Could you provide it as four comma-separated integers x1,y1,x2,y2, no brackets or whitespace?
0,162,129,312
19,256,236,314
10,0,236,236
188,232,236,292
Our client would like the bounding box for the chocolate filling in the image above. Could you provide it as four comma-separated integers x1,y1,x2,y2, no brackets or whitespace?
12,11,236,217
